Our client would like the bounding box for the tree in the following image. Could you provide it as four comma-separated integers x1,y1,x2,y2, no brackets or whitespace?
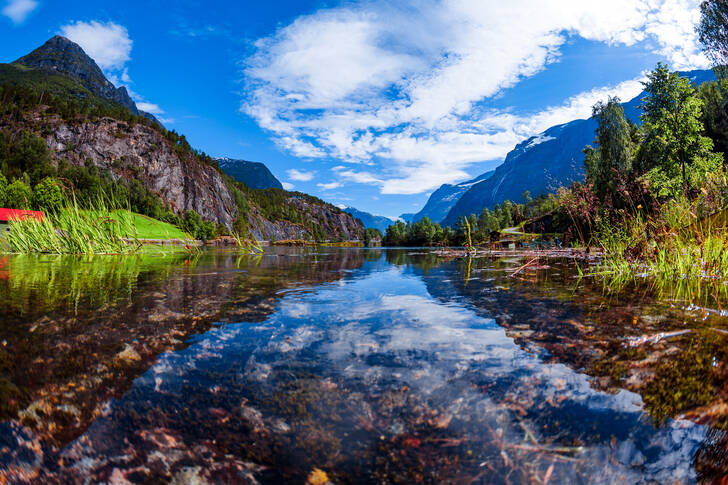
584,97,633,201
697,81,728,155
33,177,64,211
384,220,407,246
5,180,33,209
364,228,382,246
637,63,722,197
698,0,728,82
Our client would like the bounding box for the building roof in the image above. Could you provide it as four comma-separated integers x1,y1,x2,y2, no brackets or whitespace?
0,208,44,223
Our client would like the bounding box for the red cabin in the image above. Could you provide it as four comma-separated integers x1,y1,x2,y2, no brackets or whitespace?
0,208,44,223
0,209,44,234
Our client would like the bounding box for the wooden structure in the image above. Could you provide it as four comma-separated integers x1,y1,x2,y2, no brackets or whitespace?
0,208,44,234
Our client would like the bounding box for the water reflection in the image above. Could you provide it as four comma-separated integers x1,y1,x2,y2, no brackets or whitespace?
1,249,727,483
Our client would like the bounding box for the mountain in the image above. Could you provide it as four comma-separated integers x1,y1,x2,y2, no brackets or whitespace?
0,36,364,242
411,170,495,224
399,213,416,223
217,158,283,190
14,36,139,115
343,207,395,233
441,69,717,227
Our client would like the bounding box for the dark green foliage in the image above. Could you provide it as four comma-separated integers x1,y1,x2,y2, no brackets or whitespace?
384,190,558,246
584,97,633,202
698,0,728,79
697,80,728,156
637,63,721,197
4,179,32,209
384,217,454,246
0,172,6,206
364,228,382,246
32,177,63,211
183,211,217,241
0,129,53,185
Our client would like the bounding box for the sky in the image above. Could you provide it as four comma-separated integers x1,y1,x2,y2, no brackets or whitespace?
0,0,712,219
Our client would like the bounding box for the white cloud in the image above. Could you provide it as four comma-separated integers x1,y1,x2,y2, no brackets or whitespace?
60,21,132,71
286,168,315,181
317,181,343,190
281,182,295,190
2,0,37,24
136,102,164,115
242,0,710,195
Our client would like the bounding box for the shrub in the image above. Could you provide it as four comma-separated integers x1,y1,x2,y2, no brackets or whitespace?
5,180,33,209
0,172,7,207
33,177,64,211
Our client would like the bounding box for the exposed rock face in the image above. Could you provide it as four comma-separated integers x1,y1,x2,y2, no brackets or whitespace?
3,35,366,240
217,158,283,190
41,115,238,228
14,36,139,115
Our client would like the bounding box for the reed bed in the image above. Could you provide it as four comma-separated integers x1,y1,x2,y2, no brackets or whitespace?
1,200,140,255
593,199,728,304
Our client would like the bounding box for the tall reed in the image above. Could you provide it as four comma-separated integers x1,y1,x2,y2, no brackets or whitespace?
2,197,140,255
594,198,728,304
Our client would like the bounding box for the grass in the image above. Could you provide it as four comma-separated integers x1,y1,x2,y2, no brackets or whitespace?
1,202,139,255
593,199,728,305
0,195,147,255
116,211,188,240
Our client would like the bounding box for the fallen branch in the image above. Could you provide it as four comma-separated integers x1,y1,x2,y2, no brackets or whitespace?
509,258,538,278
624,329,692,347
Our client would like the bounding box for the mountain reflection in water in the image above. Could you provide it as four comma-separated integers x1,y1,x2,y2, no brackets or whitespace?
1,248,727,483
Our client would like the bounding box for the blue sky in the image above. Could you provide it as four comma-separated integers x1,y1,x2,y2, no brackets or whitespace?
0,0,710,219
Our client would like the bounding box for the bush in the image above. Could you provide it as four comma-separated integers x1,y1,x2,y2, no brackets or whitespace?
33,177,64,211
0,172,7,207
183,210,217,241
5,180,33,209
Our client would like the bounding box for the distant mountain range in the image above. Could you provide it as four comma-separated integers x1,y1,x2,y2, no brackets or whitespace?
343,207,395,233
426,69,716,227
410,171,495,224
217,158,283,190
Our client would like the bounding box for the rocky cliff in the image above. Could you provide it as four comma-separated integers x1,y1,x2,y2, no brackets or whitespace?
1,36,365,241
248,197,364,241
12,112,239,228
16,110,363,239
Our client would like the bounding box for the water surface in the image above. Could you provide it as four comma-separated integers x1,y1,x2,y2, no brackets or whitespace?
1,248,727,483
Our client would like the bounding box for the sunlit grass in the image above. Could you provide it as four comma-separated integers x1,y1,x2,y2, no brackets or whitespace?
593,199,728,305
2,198,140,255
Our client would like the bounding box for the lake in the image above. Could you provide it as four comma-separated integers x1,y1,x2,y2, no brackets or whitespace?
1,248,727,483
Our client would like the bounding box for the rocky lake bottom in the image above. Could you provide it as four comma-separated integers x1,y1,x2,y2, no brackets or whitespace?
1,248,728,483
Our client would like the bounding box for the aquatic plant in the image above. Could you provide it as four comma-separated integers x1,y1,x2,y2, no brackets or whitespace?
594,196,728,305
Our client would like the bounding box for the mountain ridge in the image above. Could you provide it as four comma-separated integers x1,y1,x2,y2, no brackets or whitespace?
343,207,395,233
216,158,283,190
410,170,495,224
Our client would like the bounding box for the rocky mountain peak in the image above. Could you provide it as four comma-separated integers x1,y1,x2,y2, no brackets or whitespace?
13,35,139,115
